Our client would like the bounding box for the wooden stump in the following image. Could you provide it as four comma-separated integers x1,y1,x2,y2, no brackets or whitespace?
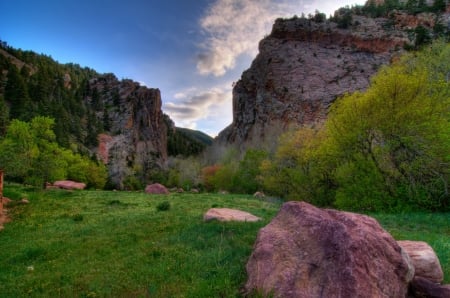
398,240,444,284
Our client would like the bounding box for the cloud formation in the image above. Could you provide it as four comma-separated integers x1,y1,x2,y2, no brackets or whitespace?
197,0,297,77
163,86,232,133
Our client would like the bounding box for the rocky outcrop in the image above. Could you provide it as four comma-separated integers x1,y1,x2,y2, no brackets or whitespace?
216,11,448,150
89,75,168,189
244,201,414,297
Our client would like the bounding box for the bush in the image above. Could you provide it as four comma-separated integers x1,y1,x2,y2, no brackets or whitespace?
156,201,171,211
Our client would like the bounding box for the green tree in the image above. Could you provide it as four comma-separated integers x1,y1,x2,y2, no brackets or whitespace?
0,96,9,136
5,66,32,120
235,149,268,194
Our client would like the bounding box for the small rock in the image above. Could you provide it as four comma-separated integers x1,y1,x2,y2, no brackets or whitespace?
204,208,261,222
145,183,169,195
53,180,86,190
253,191,265,199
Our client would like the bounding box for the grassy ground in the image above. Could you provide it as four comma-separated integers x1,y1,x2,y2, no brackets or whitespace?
0,184,449,297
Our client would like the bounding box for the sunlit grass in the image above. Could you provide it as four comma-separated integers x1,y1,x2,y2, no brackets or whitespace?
0,183,448,297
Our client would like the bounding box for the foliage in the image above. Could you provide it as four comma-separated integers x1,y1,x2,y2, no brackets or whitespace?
262,41,449,211
0,116,107,188
167,156,202,190
260,128,335,206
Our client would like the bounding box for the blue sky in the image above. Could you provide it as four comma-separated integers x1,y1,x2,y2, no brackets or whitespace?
1,0,364,136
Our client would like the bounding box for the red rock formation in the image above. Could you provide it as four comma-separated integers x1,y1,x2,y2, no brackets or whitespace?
215,11,447,151
90,75,168,189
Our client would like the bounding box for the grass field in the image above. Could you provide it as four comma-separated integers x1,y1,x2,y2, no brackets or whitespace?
0,184,449,297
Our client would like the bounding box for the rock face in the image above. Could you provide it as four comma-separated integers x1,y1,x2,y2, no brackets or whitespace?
216,11,448,150
398,240,444,284
90,75,168,189
145,183,169,195
203,208,261,222
244,201,414,297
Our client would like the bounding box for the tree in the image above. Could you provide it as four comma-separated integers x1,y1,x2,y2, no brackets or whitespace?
0,96,9,136
0,119,37,181
326,42,449,210
5,66,32,120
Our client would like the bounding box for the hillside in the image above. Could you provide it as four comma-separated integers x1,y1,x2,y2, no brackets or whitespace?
0,44,211,189
215,2,450,151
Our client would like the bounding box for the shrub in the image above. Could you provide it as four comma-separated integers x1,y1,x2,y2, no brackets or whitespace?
156,201,171,211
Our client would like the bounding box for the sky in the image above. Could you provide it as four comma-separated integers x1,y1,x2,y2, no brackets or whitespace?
0,0,365,137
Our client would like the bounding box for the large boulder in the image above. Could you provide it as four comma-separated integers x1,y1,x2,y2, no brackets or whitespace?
398,240,444,284
244,201,414,298
204,208,261,222
53,180,86,190
145,183,169,195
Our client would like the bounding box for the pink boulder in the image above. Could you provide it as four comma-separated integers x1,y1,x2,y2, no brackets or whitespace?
244,201,414,298
53,180,86,190
398,240,444,284
145,183,169,195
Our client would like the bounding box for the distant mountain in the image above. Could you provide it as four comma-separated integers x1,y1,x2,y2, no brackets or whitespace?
0,42,211,189
215,2,450,151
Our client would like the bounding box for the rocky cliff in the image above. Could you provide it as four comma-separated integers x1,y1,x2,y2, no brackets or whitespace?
92,74,167,189
216,9,450,150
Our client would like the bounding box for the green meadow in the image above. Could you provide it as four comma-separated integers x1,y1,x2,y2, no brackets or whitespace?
0,184,448,297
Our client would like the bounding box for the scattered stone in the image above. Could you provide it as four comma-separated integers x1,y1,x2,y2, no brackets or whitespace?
398,240,444,284
53,180,86,190
409,277,450,298
204,208,261,222
19,198,30,204
191,188,199,193
145,183,169,195
218,190,229,195
253,191,265,199
177,188,184,193
244,201,414,298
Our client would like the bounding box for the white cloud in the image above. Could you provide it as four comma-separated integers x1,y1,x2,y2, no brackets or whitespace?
163,85,233,134
197,0,298,77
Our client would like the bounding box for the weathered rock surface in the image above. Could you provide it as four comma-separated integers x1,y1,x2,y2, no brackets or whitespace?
244,201,414,297
145,183,169,195
91,75,168,189
204,208,261,222
216,11,449,151
53,180,86,190
398,240,444,284
409,277,450,298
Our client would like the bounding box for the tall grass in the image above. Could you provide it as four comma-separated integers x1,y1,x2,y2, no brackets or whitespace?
0,184,448,297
